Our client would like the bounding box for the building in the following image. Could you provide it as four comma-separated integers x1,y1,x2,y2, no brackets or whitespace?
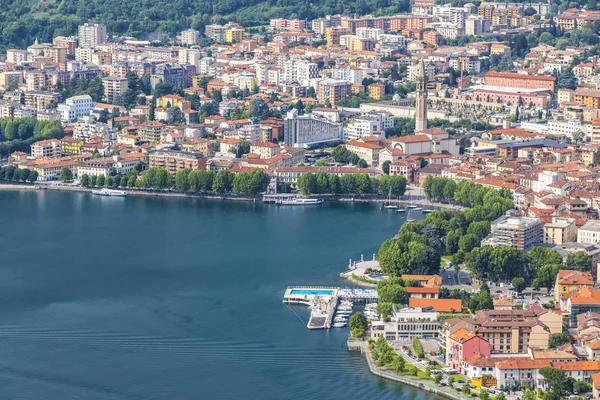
317,79,352,107
484,213,543,251
78,23,107,49
274,165,380,184
283,109,343,148
77,158,115,177
181,29,200,46
564,287,600,326
57,94,94,122
30,139,61,159
325,27,352,47
544,217,576,245
60,137,84,155
345,140,384,166
446,328,491,370
484,71,556,92
72,117,117,141
138,121,166,143
368,82,386,101
371,305,440,341
555,270,594,302
102,77,128,104
225,28,244,44
579,220,600,244
250,141,280,159
415,58,428,133
148,150,207,174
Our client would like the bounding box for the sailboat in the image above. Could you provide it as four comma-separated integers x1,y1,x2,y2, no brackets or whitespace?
383,187,398,209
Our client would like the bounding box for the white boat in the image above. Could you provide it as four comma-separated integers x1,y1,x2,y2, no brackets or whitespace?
383,187,398,209
332,322,347,328
334,316,348,322
412,207,422,211
407,219,415,223
280,198,322,205
92,189,127,197
365,303,377,308
407,204,417,209
336,310,352,315
337,307,353,312
396,208,406,213
422,209,433,214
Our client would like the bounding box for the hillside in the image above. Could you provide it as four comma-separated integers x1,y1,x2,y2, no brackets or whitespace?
0,0,410,51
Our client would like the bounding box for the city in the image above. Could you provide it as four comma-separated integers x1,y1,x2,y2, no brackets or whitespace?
3,3,600,400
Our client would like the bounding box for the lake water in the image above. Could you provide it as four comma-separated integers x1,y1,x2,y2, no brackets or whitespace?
0,190,437,400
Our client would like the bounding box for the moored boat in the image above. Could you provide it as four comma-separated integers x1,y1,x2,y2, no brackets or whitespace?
280,198,322,206
92,189,127,197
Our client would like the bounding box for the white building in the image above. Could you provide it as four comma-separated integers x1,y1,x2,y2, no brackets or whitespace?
78,23,107,49
57,94,94,122
578,220,600,244
72,116,118,141
283,109,343,148
343,113,393,142
181,29,200,46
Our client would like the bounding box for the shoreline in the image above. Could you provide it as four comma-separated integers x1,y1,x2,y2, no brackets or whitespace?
0,182,463,209
352,340,470,400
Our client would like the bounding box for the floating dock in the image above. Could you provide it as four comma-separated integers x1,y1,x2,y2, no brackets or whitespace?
283,286,378,330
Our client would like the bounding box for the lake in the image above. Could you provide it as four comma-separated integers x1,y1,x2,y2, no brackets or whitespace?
0,190,437,400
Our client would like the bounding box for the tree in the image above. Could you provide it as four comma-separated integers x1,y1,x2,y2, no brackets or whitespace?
20,168,30,181
572,131,585,146
377,283,408,304
356,159,368,168
349,312,368,331
539,366,571,398
533,264,561,291
528,247,562,273
12,168,22,181
548,332,575,349
382,160,391,174
511,277,526,294
434,373,442,384
462,382,470,395
105,176,113,187
59,167,73,182
567,251,592,272
96,175,105,186
212,169,234,194
175,169,191,192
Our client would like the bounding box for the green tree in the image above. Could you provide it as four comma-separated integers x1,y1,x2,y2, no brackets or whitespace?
548,332,575,349
567,251,592,272
212,169,234,194
349,312,368,331
105,176,113,187
539,366,571,398
462,382,470,395
382,160,391,174
175,169,191,192
511,277,526,293
96,175,105,186
12,168,22,181
59,167,73,182
377,284,408,304
20,168,30,181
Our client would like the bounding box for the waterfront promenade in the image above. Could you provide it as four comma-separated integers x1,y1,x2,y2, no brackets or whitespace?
358,341,471,400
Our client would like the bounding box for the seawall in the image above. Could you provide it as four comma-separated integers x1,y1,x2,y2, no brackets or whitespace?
350,340,470,400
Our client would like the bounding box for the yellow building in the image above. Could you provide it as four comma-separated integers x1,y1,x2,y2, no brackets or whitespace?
543,217,576,245
574,88,600,109
368,82,386,101
60,137,84,156
225,28,244,44
490,43,511,56
157,94,191,111
555,270,594,302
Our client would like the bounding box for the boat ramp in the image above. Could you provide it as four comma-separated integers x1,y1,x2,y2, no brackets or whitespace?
283,286,378,330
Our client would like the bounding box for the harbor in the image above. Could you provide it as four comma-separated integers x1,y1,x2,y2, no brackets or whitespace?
282,285,378,330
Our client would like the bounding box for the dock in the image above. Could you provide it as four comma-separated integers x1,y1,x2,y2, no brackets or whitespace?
283,286,378,330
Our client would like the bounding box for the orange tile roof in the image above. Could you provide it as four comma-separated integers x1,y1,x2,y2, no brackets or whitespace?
496,359,551,370
557,270,594,286
552,361,600,371
449,328,477,343
406,287,439,294
409,298,462,313
593,372,600,389
569,287,600,305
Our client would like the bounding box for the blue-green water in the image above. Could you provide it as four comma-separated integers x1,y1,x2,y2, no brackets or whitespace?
0,190,436,400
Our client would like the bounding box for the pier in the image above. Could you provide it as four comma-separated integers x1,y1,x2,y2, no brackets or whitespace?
283,286,378,330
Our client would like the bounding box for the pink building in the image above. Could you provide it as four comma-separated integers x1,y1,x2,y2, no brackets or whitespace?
389,159,418,183
447,328,491,370
454,87,552,109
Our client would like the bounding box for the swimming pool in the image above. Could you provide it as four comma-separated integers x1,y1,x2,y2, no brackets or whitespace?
290,289,334,296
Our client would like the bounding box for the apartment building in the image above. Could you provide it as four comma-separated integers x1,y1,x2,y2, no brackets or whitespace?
283,109,343,147
57,94,94,122
78,23,107,49
138,121,167,143
578,221,600,244
30,139,61,159
317,79,352,107
181,29,200,46
102,77,128,104
483,213,543,251
555,270,594,302
544,217,576,245
148,150,207,174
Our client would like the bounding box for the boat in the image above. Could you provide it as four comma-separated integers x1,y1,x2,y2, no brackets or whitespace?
92,189,127,197
364,303,377,308
407,219,415,223
337,307,353,312
421,209,433,214
407,204,417,209
396,208,406,213
334,317,348,322
336,310,352,315
280,198,322,205
383,188,398,210
332,322,347,328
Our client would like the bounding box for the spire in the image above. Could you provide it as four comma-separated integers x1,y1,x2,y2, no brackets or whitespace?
418,57,426,79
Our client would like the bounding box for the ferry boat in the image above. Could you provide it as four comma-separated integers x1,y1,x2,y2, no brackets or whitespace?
280,198,322,206
332,322,347,328
92,189,127,197
422,209,433,214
